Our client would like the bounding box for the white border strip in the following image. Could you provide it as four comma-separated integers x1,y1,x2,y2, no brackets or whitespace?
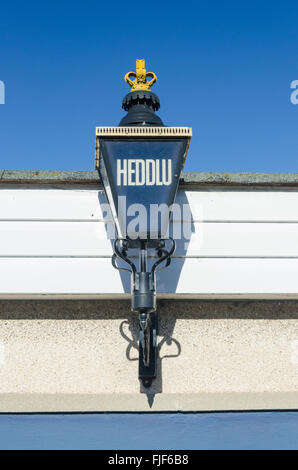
0,392,297,412
96,127,192,137
1,293,298,300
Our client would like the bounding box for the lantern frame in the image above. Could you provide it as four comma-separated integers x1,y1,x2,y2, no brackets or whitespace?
96,127,192,387
96,126,192,244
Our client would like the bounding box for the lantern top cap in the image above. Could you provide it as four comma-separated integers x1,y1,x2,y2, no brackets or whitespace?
124,59,157,92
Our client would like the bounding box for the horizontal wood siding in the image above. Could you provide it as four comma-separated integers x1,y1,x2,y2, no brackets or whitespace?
1,185,298,297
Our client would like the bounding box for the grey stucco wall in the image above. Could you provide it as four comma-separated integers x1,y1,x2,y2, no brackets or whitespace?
0,299,298,411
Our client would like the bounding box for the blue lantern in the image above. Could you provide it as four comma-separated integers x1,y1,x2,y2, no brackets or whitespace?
96,127,191,242
95,60,192,387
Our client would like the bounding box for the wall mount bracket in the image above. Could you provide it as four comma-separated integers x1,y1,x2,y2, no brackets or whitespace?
112,237,176,387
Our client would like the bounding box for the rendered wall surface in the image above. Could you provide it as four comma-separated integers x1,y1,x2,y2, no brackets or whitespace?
0,299,297,412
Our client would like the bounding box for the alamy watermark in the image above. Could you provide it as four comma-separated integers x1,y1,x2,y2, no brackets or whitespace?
101,196,194,241
99,195,204,252
290,80,298,104
0,80,5,104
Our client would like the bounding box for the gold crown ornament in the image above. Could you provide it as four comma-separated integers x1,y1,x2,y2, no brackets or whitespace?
124,59,157,92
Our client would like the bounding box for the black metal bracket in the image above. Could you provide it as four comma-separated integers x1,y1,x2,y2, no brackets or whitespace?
112,238,175,388
139,311,158,388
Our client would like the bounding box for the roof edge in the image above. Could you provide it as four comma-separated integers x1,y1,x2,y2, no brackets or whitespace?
1,170,298,186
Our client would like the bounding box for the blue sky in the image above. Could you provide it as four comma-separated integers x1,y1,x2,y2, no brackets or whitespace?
0,0,298,172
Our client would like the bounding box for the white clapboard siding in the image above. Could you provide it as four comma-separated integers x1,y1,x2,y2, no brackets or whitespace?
1,184,298,297
1,257,298,295
2,187,298,222
0,188,105,220
1,221,298,258
183,190,298,222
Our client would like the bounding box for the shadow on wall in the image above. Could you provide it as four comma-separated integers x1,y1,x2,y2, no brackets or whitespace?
99,188,195,402
98,189,196,294
2,299,298,405
119,308,181,401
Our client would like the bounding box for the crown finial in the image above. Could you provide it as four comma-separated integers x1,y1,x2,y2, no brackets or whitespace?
125,59,157,92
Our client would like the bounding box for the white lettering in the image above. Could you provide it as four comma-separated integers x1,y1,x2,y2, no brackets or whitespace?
146,159,155,185
155,160,162,186
127,159,136,185
162,158,172,185
108,455,142,467
117,159,127,186
135,159,145,185
117,159,172,187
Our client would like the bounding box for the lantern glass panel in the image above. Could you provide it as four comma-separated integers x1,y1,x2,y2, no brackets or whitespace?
99,138,188,241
